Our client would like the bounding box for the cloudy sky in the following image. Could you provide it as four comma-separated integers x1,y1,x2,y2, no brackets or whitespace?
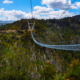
0,0,80,21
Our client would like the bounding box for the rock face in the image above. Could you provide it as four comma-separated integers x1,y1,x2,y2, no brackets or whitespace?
27,46,63,79
30,53,36,62
0,18,80,80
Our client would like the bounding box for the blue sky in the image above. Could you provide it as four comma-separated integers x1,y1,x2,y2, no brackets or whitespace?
0,0,80,21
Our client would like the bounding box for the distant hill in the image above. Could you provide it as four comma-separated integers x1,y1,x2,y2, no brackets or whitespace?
0,20,13,23
73,15,80,19
0,23,7,27
0,20,13,27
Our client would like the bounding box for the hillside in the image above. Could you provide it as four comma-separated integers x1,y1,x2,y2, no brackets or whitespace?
0,21,13,27
0,17,80,80
0,23,8,27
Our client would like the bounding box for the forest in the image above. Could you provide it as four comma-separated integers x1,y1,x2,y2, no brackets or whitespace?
0,15,80,80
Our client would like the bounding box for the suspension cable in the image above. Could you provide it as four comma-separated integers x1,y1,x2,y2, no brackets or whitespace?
59,0,76,19
30,0,33,19
54,0,76,45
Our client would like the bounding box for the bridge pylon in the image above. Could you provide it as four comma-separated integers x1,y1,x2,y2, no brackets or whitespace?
27,21,35,31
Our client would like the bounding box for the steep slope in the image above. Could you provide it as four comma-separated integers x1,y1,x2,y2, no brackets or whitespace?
0,17,80,80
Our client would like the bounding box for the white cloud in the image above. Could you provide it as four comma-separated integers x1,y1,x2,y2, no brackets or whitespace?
34,6,53,14
32,6,75,19
1,0,79,21
3,0,13,4
76,2,80,8
0,8,32,21
42,0,78,10
0,8,4,15
0,7,75,21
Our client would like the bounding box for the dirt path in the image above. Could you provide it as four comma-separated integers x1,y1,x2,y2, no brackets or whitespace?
0,30,25,33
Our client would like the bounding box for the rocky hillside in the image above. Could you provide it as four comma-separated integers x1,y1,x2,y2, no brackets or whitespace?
0,16,80,80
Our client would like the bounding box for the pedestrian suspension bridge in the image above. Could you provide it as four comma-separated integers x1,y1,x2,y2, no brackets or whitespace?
28,22,80,51
29,0,80,51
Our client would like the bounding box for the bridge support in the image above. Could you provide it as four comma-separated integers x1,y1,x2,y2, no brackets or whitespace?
27,21,35,31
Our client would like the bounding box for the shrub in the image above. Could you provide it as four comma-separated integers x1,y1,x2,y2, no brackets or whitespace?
40,64,56,80
66,59,80,80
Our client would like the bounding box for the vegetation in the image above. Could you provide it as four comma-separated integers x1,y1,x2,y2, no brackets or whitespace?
0,16,80,80
40,63,56,80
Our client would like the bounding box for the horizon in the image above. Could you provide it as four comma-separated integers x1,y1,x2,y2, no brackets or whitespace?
0,0,80,21
0,14,80,22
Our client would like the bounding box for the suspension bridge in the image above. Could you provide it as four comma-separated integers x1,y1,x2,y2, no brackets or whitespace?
28,22,80,51
28,0,80,51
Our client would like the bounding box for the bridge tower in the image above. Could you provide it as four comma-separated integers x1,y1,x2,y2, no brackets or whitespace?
27,21,35,31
